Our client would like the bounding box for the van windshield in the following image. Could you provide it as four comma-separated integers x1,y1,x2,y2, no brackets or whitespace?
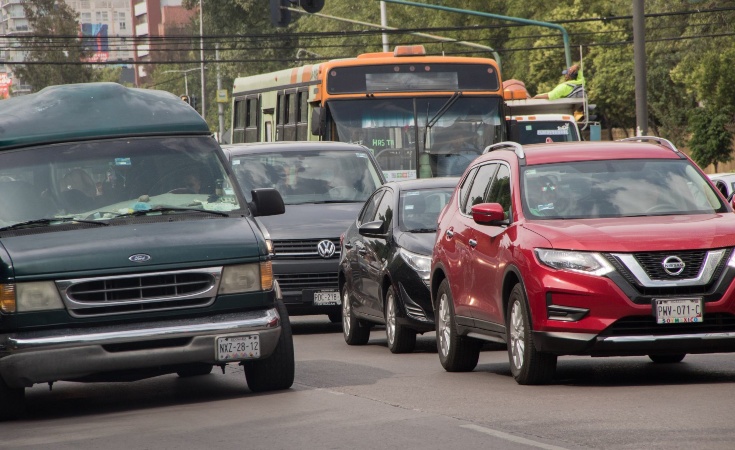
0,136,242,229
231,150,383,205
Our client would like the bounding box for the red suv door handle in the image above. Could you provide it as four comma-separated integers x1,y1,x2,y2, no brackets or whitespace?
446,230,454,238
469,239,478,248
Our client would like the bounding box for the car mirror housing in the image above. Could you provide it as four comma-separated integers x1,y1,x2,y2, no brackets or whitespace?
358,220,387,237
250,188,285,217
471,203,506,225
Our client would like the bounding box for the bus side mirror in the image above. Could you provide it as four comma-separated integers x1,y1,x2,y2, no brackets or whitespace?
507,119,520,143
311,106,326,137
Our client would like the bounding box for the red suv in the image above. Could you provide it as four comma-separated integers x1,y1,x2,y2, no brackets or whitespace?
431,137,735,385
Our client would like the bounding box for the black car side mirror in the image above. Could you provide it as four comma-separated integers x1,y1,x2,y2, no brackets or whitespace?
250,188,285,217
358,220,386,237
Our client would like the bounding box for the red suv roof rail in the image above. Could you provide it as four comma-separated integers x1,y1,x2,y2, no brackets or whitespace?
482,141,525,159
617,136,683,156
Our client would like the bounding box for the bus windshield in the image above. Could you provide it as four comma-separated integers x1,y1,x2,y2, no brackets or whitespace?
328,96,503,180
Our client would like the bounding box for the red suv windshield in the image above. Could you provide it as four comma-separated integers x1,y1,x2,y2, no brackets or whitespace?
522,159,726,219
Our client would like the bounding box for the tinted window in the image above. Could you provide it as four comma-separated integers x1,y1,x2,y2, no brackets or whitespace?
458,167,477,213
374,190,394,230
486,164,511,219
463,163,497,215
400,187,455,231
360,190,384,224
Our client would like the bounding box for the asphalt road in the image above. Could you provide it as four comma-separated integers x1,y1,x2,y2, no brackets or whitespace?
1,316,734,449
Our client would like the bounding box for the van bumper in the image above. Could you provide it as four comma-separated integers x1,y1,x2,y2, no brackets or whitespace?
0,308,281,388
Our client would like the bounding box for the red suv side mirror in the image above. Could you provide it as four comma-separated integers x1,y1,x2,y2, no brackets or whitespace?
471,203,506,225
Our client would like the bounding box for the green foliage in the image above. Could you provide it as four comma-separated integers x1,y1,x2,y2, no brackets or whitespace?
14,0,96,92
687,106,733,171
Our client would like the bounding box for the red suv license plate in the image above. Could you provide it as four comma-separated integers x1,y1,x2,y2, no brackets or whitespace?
653,298,703,324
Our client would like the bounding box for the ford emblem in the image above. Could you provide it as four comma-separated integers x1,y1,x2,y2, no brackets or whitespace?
129,254,152,263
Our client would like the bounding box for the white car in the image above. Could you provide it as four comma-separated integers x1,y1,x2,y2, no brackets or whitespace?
708,173,735,200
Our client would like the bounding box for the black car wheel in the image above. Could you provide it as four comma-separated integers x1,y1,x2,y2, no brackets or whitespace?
385,285,416,353
342,283,371,345
243,299,295,392
506,283,557,385
436,279,480,372
648,354,686,364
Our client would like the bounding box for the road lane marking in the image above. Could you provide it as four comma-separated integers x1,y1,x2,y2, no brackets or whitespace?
461,424,569,450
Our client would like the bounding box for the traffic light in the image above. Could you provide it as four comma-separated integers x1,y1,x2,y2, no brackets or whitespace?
180,94,190,105
269,0,325,27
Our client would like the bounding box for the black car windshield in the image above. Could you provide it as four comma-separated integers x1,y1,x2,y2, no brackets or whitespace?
399,187,455,232
0,136,242,229
522,159,727,219
231,149,383,205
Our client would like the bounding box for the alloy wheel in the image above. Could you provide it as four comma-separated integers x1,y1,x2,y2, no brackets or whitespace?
386,290,396,346
509,300,525,370
342,289,351,337
437,292,451,358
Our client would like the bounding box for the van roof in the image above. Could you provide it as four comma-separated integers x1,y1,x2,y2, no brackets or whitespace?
0,82,211,150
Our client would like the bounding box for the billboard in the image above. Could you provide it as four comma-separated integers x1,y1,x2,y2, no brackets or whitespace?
81,23,110,63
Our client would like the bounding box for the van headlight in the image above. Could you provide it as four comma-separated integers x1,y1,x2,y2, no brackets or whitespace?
535,249,614,276
0,282,65,313
219,261,273,294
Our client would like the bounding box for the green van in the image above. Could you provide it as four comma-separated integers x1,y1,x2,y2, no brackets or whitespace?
0,83,292,420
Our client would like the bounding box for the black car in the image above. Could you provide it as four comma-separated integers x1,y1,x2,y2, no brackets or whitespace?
339,178,458,353
221,141,385,322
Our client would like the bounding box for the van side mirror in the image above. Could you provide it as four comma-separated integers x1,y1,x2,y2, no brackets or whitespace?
311,106,325,137
250,188,285,217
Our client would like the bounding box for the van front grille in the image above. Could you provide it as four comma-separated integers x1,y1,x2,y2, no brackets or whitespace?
57,267,222,318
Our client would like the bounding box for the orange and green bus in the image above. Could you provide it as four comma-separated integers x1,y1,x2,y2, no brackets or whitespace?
231,45,506,180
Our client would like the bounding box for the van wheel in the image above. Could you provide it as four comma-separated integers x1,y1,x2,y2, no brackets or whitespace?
243,299,295,392
648,354,686,364
177,363,213,378
0,378,24,421
342,284,371,345
506,283,557,385
385,285,416,353
436,279,480,372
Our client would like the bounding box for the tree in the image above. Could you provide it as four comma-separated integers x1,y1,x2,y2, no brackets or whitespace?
14,0,95,92
687,106,733,172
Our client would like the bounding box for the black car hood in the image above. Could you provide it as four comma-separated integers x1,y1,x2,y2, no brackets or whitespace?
2,217,263,279
396,230,436,256
256,202,363,240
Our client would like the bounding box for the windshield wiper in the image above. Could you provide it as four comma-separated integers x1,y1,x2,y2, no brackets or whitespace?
406,228,436,233
0,217,109,232
421,92,463,151
111,206,230,219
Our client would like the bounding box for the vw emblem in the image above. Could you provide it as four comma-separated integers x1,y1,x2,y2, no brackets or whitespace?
662,256,685,276
317,240,336,259
129,253,152,263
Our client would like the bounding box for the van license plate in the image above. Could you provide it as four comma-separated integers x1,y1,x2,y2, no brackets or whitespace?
216,334,260,361
653,298,703,324
314,291,340,306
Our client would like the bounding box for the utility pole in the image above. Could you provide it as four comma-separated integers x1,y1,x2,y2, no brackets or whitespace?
380,1,389,52
216,44,225,141
200,0,206,121
633,0,648,136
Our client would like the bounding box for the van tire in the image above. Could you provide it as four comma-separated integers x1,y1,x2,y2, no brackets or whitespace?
243,300,295,392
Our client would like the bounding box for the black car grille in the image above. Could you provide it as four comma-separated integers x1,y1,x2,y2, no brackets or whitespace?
58,268,219,317
276,272,339,292
273,238,341,259
604,249,731,298
600,313,735,337
633,250,707,280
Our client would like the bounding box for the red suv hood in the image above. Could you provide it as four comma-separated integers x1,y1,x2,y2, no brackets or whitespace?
523,214,735,252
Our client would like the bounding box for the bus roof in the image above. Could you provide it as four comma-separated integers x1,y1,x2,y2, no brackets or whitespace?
0,82,211,150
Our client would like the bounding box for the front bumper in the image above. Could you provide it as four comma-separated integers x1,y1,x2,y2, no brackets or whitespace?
0,308,282,388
